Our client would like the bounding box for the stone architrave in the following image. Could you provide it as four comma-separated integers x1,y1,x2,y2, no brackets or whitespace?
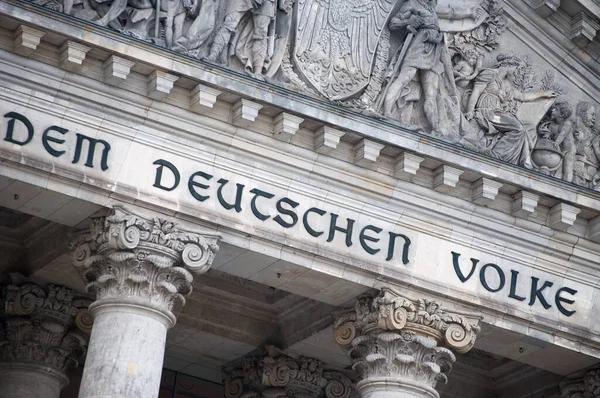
560,368,600,397
333,288,482,398
70,206,220,398
0,276,92,398
224,346,357,398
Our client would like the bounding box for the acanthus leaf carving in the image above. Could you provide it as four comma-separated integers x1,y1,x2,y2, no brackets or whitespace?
69,206,220,323
224,347,357,398
0,277,91,374
333,288,482,396
560,369,600,398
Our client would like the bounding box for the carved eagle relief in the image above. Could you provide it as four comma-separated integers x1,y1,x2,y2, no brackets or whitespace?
293,0,397,100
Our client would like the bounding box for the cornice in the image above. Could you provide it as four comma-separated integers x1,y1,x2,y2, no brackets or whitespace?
3,0,600,215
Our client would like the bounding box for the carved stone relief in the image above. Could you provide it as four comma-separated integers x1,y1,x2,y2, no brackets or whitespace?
27,0,600,192
333,288,481,397
223,346,357,398
69,206,220,326
560,369,600,398
0,275,92,381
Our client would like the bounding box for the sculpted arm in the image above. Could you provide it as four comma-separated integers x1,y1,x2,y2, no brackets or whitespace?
389,1,419,30
465,56,483,80
554,120,573,147
278,0,294,13
437,4,481,20
513,89,558,102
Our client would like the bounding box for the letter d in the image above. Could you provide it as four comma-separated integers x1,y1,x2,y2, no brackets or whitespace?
153,159,180,191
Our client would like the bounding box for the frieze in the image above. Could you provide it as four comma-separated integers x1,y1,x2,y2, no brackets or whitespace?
2,111,111,171
152,158,413,265
17,0,600,192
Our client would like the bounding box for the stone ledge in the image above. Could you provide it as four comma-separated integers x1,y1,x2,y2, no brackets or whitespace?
2,0,600,216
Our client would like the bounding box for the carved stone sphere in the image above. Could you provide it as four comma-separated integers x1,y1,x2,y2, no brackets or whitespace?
531,138,562,173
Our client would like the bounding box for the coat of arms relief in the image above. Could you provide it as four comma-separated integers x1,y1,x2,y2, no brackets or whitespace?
36,0,600,191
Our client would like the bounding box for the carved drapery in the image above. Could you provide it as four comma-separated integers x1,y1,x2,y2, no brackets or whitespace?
0,278,91,378
224,347,356,398
69,206,220,326
560,369,600,398
333,288,481,396
21,0,600,192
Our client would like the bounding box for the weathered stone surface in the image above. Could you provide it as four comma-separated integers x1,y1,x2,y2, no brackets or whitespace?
334,289,481,398
560,368,600,397
70,206,220,398
0,276,91,398
22,0,600,192
224,346,356,398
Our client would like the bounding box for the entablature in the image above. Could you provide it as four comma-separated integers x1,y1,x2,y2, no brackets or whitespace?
2,0,600,362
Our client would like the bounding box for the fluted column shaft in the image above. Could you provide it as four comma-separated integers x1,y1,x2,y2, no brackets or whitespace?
70,206,219,398
0,279,91,398
334,289,482,398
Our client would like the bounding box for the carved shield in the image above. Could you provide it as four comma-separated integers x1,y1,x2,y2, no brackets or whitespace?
293,0,396,100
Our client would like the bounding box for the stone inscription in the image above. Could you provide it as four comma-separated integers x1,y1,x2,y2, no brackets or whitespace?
452,252,578,317
152,158,412,264
2,112,111,171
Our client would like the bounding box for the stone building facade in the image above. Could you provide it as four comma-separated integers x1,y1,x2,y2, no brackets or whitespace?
0,0,600,397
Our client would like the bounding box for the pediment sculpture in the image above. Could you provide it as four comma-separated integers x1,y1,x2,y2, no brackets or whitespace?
34,0,600,191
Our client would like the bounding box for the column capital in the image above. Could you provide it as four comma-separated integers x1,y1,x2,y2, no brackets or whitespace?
0,276,92,386
224,345,356,398
334,288,482,353
333,289,482,397
70,206,220,327
560,368,600,398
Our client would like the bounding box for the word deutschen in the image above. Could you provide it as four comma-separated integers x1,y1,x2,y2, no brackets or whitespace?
152,159,411,264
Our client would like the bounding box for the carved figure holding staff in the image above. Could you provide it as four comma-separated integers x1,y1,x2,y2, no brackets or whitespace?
380,0,447,131
206,0,276,79
379,0,478,134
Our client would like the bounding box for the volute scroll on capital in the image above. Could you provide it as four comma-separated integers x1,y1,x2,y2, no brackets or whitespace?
0,276,92,374
69,206,220,322
560,369,600,398
334,288,482,354
224,346,357,398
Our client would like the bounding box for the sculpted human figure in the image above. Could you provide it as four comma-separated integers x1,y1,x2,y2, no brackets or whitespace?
90,0,153,31
453,49,482,88
89,0,210,49
465,54,557,168
380,0,448,131
537,101,575,181
206,0,276,79
573,102,600,188
380,0,480,134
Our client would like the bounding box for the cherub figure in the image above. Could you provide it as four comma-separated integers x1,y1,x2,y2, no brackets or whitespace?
537,100,574,181
453,49,482,88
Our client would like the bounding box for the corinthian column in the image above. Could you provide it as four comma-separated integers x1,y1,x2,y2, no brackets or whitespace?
224,345,356,398
0,277,92,398
560,369,600,397
70,206,220,398
333,288,482,398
